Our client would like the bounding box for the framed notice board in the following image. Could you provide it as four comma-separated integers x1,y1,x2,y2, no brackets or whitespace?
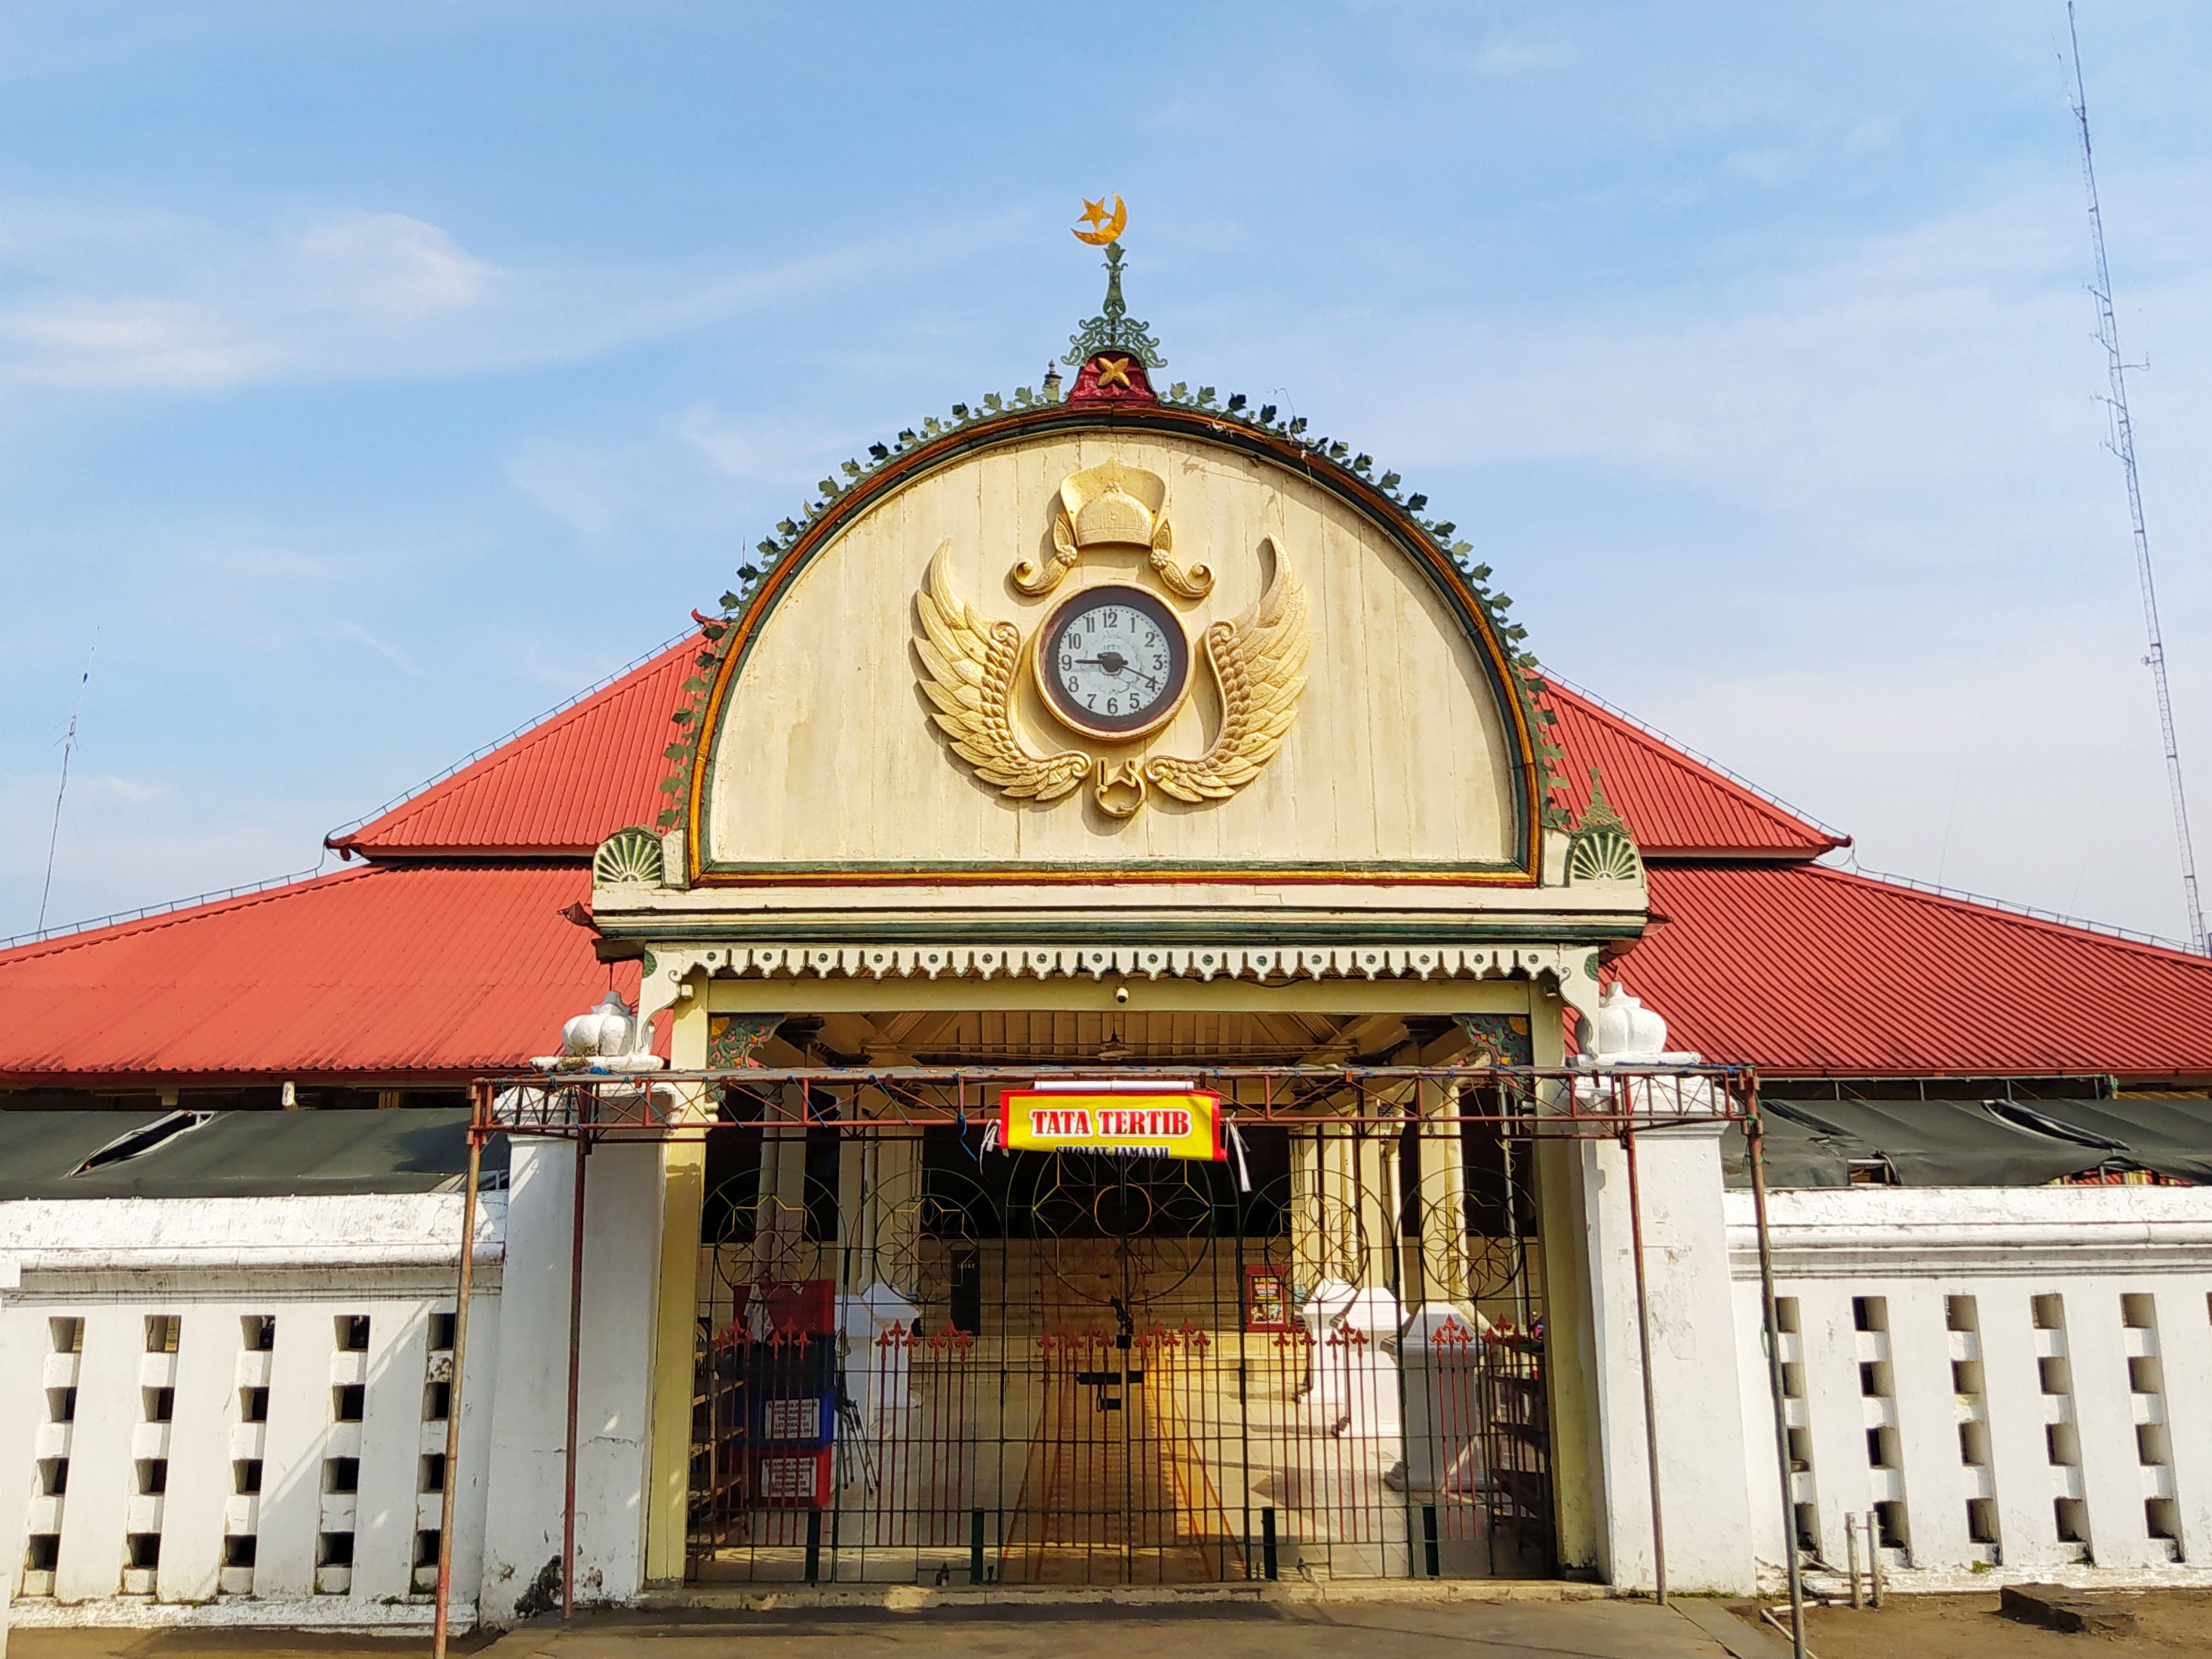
1243,1264,1293,1332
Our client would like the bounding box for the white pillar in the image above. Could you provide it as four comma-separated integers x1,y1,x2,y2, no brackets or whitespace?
1975,1281,2069,1571
1414,1077,1469,1307
1789,1283,1876,1564
868,1133,923,1300
2158,1281,2212,1565
0,1259,28,1656
1288,1127,1323,1292
1884,1281,1971,1568
480,1141,663,1621
253,1303,339,1596
2066,1278,2165,1570
349,1304,432,1602
153,1304,239,1602
54,1309,143,1602
1352,1124,1394,1292
1581,1120,1756,1592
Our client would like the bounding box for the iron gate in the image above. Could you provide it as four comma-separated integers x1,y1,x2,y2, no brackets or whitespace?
684,1101,1552,1585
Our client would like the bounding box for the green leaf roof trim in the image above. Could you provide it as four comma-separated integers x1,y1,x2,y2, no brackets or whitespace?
657,380,1571,837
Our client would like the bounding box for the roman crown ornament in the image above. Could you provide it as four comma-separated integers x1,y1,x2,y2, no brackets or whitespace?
1012,459,1213,601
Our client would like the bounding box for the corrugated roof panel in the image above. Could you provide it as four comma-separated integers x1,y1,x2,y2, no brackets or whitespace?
1542,683,1846,859
5,856,2207,1083
0,865,629,1081
328,634,1842,865
333,637,698,855
1629,864,2212,1079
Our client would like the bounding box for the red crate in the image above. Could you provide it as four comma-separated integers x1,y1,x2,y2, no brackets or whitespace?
731,1279,836,1338
748,1448,831,1508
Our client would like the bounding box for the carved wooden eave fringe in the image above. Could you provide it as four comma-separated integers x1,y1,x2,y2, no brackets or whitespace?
644,941,1599,985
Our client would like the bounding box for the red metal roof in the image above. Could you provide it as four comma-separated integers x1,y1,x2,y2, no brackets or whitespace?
1541,681,1846,859
324,636,1842,867
1627,863,2212,1080
0,863,636,1083
330,637,700,857
14,625,2201,1086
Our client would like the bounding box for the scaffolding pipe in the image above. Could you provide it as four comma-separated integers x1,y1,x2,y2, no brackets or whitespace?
563,1127,590,1619
431,1086,486,1659
1621,1123,1667,1606
1747,1095,1808,1659
475,1063,1752,1141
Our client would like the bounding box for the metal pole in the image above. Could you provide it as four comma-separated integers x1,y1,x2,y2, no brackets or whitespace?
1747,1092,1808,1659
432,1086,486,1659
1621,1126,1667,1606
563,1123,590,1619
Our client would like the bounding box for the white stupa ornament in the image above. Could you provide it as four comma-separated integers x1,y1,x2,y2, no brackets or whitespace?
1577,982,1699,1067
531,990,666,1074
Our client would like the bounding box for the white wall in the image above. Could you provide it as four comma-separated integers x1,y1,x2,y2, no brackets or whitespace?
478,1141,662,1622
0,1194,503,1627
1577,1120,1757,1593
1728,1184,2212,1586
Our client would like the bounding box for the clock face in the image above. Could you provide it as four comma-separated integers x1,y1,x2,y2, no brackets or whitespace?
1033,583,1191,741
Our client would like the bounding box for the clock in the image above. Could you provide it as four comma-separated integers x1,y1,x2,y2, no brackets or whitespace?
1031,583,1191,742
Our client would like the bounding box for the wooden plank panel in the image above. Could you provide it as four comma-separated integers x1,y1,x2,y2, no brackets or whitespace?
702,431,1523,874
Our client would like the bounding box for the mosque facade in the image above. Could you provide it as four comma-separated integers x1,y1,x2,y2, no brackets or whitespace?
5,218,2212,1631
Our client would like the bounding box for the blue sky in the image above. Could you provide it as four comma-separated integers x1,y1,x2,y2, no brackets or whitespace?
5,2,2211,946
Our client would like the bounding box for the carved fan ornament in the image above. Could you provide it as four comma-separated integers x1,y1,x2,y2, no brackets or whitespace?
1563,770,1642,885
913,462,1309,819
592,825,664,886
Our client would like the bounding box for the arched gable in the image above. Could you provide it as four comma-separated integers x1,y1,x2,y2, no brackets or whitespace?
687,403,1542,889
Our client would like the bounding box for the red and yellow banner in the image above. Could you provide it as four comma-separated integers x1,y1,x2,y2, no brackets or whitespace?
997,1085,1224,1160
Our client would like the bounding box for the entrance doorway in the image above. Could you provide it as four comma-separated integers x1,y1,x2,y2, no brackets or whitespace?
684,1092,1553,1586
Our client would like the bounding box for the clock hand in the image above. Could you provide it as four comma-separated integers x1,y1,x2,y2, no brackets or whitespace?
1073,653,1161,692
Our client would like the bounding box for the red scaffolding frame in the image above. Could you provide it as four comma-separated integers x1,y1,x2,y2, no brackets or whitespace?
429,1063,1805,1657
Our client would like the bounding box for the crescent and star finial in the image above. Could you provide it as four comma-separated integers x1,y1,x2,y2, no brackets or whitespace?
1072,194,1128,246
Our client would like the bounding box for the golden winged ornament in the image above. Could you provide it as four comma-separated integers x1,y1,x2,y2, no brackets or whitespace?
1145,538,1309,802
913,543,1091,801
913,536,1308,816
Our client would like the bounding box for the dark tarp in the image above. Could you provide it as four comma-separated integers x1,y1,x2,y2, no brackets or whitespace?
1721,1098,2165,1189
1986,1096,2212,1185
1719,1104,1848,1188
0,1109,508,1200
0,1111,167,1196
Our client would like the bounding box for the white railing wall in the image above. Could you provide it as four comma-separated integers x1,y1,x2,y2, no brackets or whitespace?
1,1194,502,1626
1729,1185,2212,1584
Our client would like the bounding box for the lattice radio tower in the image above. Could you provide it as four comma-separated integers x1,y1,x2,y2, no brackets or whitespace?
2067,2,2207,954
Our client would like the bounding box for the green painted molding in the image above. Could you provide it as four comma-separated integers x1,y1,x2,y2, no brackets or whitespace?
594,914,1642,950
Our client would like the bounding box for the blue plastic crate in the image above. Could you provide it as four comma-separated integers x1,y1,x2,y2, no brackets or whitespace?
747,1388,836,1450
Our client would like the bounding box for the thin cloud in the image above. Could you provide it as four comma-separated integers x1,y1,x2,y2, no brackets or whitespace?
0,296,284,388
0,204,1000,394
72,773,163,804
336,622,426,677
505,439,622,534
674,406,859,485
294,211,493,328
1468,37,1579,78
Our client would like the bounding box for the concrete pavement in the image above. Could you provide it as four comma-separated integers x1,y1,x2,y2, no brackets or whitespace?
9,1599,1784,1659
